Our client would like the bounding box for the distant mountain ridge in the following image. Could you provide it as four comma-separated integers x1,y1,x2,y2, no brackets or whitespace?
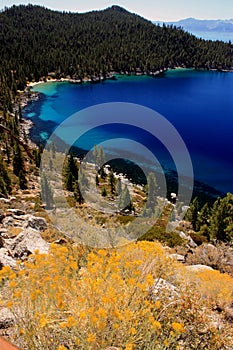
155,18,233,33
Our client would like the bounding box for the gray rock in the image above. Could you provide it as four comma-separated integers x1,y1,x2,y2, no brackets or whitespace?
0,198,11,204
2,213,47,232
10,229,50,259
0,248,17,269
26,215,47,231
186,264,214,272
170,253,185,263
6,209,25,216
0,212,5,223
179,231,187,240
151,278,178,300
53,238,67,245
2,217,15,228
178,231,197,248
0,308,15,329
0,228,8,235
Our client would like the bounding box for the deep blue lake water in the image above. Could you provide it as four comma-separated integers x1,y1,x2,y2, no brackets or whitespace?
24,69,233,194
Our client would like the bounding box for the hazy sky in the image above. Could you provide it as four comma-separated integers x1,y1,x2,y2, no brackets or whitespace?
1,0,233,21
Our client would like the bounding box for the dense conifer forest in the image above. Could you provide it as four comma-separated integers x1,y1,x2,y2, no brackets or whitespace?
0,4,233,110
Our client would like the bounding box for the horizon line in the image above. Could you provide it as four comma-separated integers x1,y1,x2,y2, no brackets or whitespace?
1,3,233,22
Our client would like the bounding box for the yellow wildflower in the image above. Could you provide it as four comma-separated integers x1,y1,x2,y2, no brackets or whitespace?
9,281,17,288
8,272,16,280
13,289,22,298
66,316,77,327
146,273,154,285
39,315,47,328
75,339,80,345
171,322,185,333
130,327,137,335
152,320,162,330
97,307,107,319
86,333,96,343
6,301,13,309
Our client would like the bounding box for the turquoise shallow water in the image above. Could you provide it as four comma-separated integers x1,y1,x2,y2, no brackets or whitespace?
24,69,233,194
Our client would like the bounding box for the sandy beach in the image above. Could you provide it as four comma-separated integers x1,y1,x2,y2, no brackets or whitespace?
27,77,70,88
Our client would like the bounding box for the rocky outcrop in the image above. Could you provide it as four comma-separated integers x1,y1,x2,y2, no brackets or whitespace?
0,308,14,329
2,214,47,232
6,229,50,259
6,209,25,216
0,211,49,267
26,216,47,231
178,231,197,248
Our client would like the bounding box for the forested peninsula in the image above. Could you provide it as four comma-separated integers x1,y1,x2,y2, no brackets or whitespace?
0,4,233,110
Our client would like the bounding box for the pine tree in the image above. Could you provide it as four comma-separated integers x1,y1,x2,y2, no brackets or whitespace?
185,197,199,231
0,177,8,197
65,153,79,180
18,104,23,122
95,174,99,186
65,171,74,192
33,147,42,168
210,193,233,242
116,178,122,196
49,158,53,171
99,166,107,179
0,156,11,195
102,187,107,197
64,153,79,191
93,145,105,169
78,166,89,194
74,180,84,205
146,172,158,212
119,185,133,212
109,170,116,195
18,169,27,190
41,173,54,209
12,143,24,176
197,203,210,232
51,142,56,159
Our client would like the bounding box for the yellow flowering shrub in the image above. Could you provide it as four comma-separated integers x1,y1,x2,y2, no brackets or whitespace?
194,269,233,309
0,241,232,350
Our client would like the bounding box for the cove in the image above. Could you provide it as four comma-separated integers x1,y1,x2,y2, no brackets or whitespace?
23,69,233,195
